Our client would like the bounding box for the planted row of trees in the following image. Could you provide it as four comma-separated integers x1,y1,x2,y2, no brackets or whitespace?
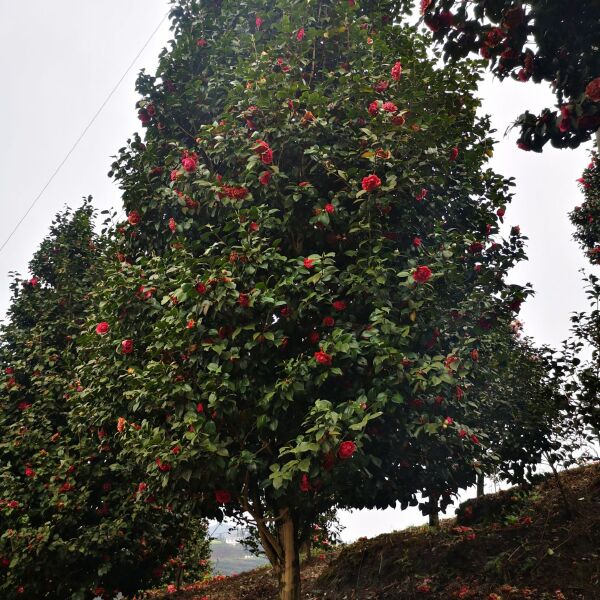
1,1,598,599
0,203,210,600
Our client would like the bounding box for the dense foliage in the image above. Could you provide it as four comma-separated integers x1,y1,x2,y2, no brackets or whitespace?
69,1,531,598
475,335,579,485
0,203,210,600
569,155,600,443
421,0,600,151
571,154,600,263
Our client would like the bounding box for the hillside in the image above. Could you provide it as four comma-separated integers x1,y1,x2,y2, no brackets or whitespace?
145,463,600,600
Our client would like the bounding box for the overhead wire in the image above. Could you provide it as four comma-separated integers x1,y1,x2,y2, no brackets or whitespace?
0,9,170,256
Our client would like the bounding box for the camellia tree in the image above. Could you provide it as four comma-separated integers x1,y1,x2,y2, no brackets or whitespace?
472,333,579,487
74,1,528,598
0,203,210,600
569,154,600,443
420,0,600,151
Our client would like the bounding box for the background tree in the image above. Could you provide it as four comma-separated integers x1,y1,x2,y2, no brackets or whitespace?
75,1,527,598
421,0,600,151
569,155,600,443
474,334,580,487
0,203,210,600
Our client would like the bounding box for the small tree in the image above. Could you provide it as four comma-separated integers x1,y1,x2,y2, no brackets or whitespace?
421,0,600,151
76,2,527,598
476,335,578,484
0,203,210,600
569,154,600,443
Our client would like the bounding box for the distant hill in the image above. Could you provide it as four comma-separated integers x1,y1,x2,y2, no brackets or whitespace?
147,462,600,599
209,540,268,576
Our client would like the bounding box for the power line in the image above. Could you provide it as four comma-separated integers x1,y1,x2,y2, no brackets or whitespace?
0,9,170,256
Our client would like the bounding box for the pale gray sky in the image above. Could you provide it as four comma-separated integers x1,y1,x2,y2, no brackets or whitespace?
0,1,593,541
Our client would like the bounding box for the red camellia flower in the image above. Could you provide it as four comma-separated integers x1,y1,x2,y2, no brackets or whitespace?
5,367,13,375
196,403,204,413
300,474,311,492
324,203,335,214
215,490,232,504
156,458,172,472
322,452,335,471
280,306,291,318
412,266,432,284
121,339,134,354
117,417,127,433
259,171,271,185
181,152,198,172
196,38,207,47
368,100,379,116
238,293,250,307
585,77,600,102
332,300,347,311
322,316,335,327
24,467,35,478
458,429,467,439
469,241,485,254
255,16,264,29
470,349,479,361
496,207,506,218
303,257,315,269
382,101,398,113
373,80,389,93
296,27,305,41
439,10,454,28
361,174,382,192
314,350,332,366
95,322,109,335
485,27,504,48
391,61,402,81
168,218,176,233
415,188,428,201
449,147,459,161
412,237,422,248
338,440,356,459
420,0,432,14
127,210,140,226
186,319,196,329
309,331,320,344
220,185,248,200
470,434,480,445
171,445,181,455
195,282,207,295
254,140,273,165
28,277,39,287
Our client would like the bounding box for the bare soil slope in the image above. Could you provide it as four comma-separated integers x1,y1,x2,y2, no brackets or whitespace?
145,462,600,600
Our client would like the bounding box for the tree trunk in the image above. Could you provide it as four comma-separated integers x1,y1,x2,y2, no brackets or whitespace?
546,454,573,518
477,473,485,498
428,493,440,528
277,511,301,600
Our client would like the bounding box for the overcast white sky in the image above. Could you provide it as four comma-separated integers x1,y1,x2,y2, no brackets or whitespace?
0,1,594,541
